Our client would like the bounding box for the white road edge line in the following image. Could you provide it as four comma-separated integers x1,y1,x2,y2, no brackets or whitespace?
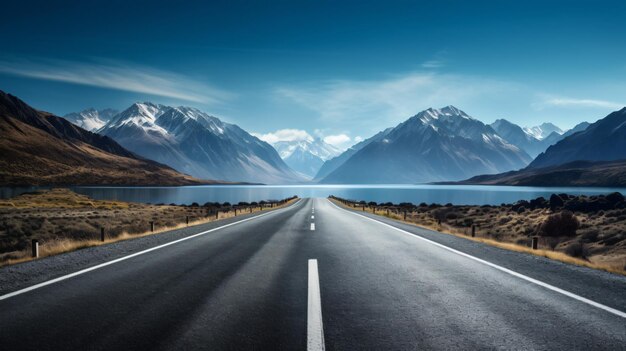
308,259,325,351
328,199,626,319
310,223,316,231
0,199,303,301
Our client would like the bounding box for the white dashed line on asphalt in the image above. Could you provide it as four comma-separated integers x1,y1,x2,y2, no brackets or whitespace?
307,259,325,351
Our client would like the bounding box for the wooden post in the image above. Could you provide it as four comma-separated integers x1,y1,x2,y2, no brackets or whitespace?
403,211,407,221
532,236,539,250
186,216,189,226
386,209,390,216
216,210,219,220
100,227,105,242
31,239,39,258
471,224,476,237
150,221,154,232
234,208,237,216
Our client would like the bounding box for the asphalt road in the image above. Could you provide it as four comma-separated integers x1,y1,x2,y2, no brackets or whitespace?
1,198,625,350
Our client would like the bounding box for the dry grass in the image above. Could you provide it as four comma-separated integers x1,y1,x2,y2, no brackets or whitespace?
0,189,298,266
330,198,626,276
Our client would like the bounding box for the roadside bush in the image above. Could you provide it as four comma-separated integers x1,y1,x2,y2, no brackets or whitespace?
565,241,588,258
549,194,564,210
539,210,579,237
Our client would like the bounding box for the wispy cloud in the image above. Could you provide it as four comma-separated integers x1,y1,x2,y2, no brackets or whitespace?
0,57,232,104
540,97,624,110
421,60,444,68
275,72,519,127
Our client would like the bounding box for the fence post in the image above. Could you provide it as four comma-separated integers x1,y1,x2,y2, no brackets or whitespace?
234,208,237,216
471,224,476,237
100,227,105,242
186,216,189,226
403,211,407,221
216,210,219,220
150,221,154,232
31,239,39,258
532,236,538,250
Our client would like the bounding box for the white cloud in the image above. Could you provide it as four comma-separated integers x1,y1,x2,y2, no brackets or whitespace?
540,97,624,110
253,129,359,150
323,134,352,149
0,57,232,104
354,136,364,143
252,129,313,144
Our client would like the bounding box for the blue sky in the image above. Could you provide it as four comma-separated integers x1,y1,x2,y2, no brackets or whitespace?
1,0,625,149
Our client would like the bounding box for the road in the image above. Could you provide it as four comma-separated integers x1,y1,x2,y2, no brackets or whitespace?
1,198,625,350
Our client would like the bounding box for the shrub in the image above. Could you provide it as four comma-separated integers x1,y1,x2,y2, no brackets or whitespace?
539,210,579,237
549,194,564,210
565,241,587,258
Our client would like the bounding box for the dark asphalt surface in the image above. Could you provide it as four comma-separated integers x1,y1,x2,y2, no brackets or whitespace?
1,198,625,350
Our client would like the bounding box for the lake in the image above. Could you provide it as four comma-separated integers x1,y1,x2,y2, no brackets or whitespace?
1,184,625,206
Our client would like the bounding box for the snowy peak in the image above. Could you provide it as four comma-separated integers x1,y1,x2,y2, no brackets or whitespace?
523,122,564,140
102,102,170,136
269,136,342,179
63,108,118,131
403,106,502,144
97,102,302,183
318,106,532,184
273,138,340,161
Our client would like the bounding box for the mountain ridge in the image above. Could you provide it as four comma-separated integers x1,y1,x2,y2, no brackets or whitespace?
318,106,531,184
0,90,212,186
98,103,304,184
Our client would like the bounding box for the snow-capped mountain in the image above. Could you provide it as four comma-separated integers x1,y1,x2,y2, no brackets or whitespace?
270,138,341,178
523,122,564,140
490,119,589,158
530,108,626,169
318,106,532,184
98,103,304,184
63,108,118,131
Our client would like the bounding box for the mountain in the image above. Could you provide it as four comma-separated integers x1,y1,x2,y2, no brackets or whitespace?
490,119,547,157
313,128,392,181
529,108,626,169
490,119,583,158
271,138,341,178
0,90,209,186
451,160,626,187
318,106,532,184
63,108,118,131
99,103,303,184
523,122,564,140
561,121,591,138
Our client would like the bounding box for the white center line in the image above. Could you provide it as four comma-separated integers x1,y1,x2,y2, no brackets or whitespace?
310,223,316,231
311,215,315,219
328,199,626,319
307,259,325,351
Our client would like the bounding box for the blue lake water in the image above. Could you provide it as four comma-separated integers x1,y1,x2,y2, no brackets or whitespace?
1,185,625,206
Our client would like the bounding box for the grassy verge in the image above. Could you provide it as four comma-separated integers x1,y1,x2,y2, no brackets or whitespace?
329,198,626,276
0,189,298,266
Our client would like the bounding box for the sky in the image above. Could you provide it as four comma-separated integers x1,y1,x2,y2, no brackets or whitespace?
1,0,625,150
